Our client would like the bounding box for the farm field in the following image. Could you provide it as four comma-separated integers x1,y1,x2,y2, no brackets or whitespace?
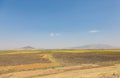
0,51,59,74
0,50,120,78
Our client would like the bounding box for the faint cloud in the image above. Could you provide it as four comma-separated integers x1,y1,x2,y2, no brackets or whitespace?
50,33,54,37
89,30,99,33
49,33,61,37
55,33,61,36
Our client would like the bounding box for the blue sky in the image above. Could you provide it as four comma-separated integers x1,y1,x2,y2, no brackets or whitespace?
0,0,120,49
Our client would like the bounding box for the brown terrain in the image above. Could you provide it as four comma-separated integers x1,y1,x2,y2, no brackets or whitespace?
0,50,120,78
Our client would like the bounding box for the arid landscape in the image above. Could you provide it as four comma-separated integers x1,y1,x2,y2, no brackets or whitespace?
1,0,120,78
0,50,120,78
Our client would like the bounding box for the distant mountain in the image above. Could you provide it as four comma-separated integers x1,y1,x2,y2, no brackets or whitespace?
21,46,35,50
67,44,118,49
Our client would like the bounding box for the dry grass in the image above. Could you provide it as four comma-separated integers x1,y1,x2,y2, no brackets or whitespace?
52,51,120,66
0,53,52,66
51,49,120,53
0,52,59,74
0,49,120,76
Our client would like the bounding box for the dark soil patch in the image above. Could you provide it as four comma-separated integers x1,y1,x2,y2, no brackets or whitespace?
52,52,120,66
0,53,51,66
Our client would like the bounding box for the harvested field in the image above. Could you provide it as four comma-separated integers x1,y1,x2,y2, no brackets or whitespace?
0,53,51,66
52,52,120,66
0,50,120,78
0,52,59,74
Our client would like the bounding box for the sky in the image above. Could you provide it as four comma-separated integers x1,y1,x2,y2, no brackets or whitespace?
0,0,120,49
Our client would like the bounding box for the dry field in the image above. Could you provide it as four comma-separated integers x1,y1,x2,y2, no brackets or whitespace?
0,52,59,74
52,52,120,66
0,50,120,78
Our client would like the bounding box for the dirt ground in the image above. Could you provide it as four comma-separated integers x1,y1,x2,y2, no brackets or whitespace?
1,50,120,78
32,64,120,78
0,64,120,78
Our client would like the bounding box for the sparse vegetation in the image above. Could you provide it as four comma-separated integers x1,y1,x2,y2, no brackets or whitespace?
0,53,51,66
0,49,120,78
0,52,59,74
52,51,120,66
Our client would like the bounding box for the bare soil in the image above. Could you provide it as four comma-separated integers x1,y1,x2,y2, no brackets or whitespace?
52,52,120,66
0,53,51,66
0,64,120,78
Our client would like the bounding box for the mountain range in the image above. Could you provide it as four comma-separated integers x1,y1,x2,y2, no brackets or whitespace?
20,46,35,50
66,44,119,49
19,44,119,50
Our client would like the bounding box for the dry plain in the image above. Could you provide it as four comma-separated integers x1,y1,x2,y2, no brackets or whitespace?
0,50,120,78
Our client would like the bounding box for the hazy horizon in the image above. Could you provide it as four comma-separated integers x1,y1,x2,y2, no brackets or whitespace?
0,0,120,50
